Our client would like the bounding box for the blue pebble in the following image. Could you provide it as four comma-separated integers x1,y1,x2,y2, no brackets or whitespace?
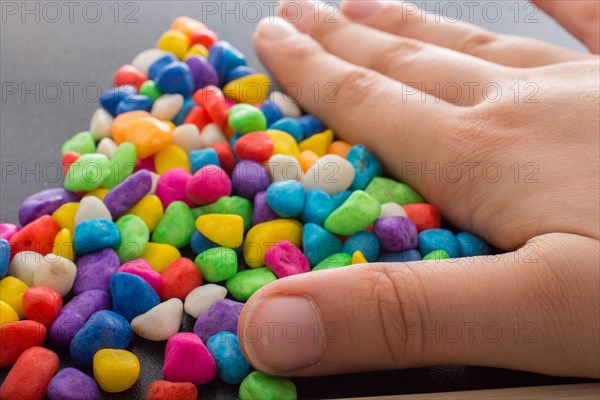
418,229,460,259
173,97,196,126
148,54,178,80
207,41,247,86
69,310,131,367
110,272,160,322
303,223,343,266
332,191,352,208
99,85,136,117
347,145,382,190
206,332,251,384
343,231,380,262
269,118,304,143
378,249,422,263
456,232,490,257
266,180,305,218
301,189,335,226
297,115,325,138
190,230,242,257
115,94,153,115
0,239,9,278
73,219,120,255
190,148,221,173
260,100,284,126
156,62,195,97
224,66,256,85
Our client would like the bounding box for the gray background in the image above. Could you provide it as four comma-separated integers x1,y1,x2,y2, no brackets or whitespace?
0,1,594,399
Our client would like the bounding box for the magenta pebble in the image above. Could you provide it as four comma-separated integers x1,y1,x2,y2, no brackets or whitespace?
264,240,310,278
18,188,79,226
117,258,163,291
0,223,21,241
163,332,217,385
156,168,194,208
373,216,419,252
103,170,152,217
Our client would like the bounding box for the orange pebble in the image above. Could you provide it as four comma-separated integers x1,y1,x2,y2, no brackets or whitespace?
171,16,207,38
112,111,151,144
327,140,353,158
146,380,198,400
0,347,59,400
298,150,319,172
61,152,80,176
122,117,172,158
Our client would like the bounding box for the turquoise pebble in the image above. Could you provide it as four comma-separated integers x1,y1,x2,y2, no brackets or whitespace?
266,180,305,218
456,232,490,257
418,229,460,258
331,191,352,208
301,189,335,226
73,219,121,255
190,148,221,173
110,272,160,322
347,145,382,190
269,118,304,142
173,97,196,126
302,223,342,267
0,239,9,278
342,231,380,262
206,332,251,384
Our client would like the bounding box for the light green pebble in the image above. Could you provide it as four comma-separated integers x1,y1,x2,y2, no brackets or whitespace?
64,153,111,192
228,104,267,134
194,247,238,282
239,371,297,400
192,196,254,231
103,142,137,189
312,252,352,271
115,214,149,262
365,177,424,205
61,131,96,156
226,267,276,301
423,250,450,260
151,201,196,248
324,190,381,235
139,80,163,101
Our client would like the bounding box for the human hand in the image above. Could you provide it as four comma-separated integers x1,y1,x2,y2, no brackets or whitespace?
238,0,600,379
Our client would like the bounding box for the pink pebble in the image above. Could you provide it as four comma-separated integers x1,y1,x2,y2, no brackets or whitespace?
136,156,156,173
155,168,194,208
185,165,232,205
264,240,310,278
0,224,20,241
117,259,163,291
224,98,236,109
163,333,217,385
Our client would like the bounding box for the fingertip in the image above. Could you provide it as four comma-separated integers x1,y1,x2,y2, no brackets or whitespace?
341,0,384,19
254,17,298,42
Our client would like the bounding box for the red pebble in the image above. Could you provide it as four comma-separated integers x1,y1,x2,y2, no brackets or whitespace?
193,86,228,129
0,347,59,400
234,131,273,163
61,151,80,175
22,286,63,328
403,204,441,232
146,380,198,400
137,155,156,173
9,215,58,259
114,64,147,91
189,30,218,49
184,106,211,131
158,258,202,301
210,142,237,175
0,320,47,367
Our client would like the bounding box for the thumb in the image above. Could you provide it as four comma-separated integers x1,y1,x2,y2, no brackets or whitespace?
238,233,600,378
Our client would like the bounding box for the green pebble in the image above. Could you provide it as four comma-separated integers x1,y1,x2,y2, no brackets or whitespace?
115,214,149,262
194,247,238,282
324,190,381,235
139,80,163,101
239,371,297,400
312,253,352,271
365,177,424,205
151,201,195,248
226,267,276,301
61,131,96,155
423,250,450,260
64,153,110,192
103,142,137,189
228,104,267,134
192,196,253,231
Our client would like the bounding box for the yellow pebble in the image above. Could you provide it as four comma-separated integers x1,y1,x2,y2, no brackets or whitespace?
243,219,303,268
184,44,209,59
351,250,368,265
93,349,140,393
195,214,244,249
266,130,300,158
0,300,19,325
299,132,330,157
141,242,181,272
223,74,271,104
154,144,191,174
125,195,164,232
85,188,110,200
157,29,190,60
53,228,75,262
51,202,79,232
322,129,334,144
163,121,176,131
0,276,29,318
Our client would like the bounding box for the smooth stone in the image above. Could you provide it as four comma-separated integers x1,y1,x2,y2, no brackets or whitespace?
73,219,121,255
194,247,238,283
0,347,59,400
151,93,184,121
92,349,140,393
373,216,419,252
196,214,244,249
61,131,96,155
251,191,278,226
102,142,137,189
302,154,355,195
266,154,303,182
131,298,183,341
266,180,305,218
380,202,407,218
117,259,162,291
32,254,77,297
302,223,343,267
312,253,353,271
97,138,118,158
8,251,44,286
163,333,217,385
264,240,310,278
110,272,160,322
324,190,381,236
115,214,149,262
268,91,301,118
19,188,79,226
103,170,153,217
456,232,491,257
132,48,169,75
171,124,203,153
226,267,277,302
418,229,460,259
347,144,382,190
231,160,271,201
146,381,197,400
73,249,120,294
64,153,111,192
342,231,381,263
301,189,335,226
193,299,243,343
152,201,195,248
423,250,450,260
243,219,302,268
89,108,114,140
378,250,422,263
239,371,297,400
75,196,112,225
207,332,251,384
192,195,254,232
365,177,424,205
0,320,46,367
184,284,227,318
47,368,100,400
0,240,8,278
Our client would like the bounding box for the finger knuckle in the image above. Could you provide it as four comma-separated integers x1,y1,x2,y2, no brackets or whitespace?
333,68,384,108
458,32,499,57
371,39,424,75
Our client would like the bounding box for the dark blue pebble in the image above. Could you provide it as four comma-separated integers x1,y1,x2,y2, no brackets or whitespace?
378,249,422,263
297,115,325,138
110,272,160,322
260,100,284,126
207,41,247,86
115,94,154,115
100,85,136,117
456,232,491,257
148,54,178,80
156,62,195,97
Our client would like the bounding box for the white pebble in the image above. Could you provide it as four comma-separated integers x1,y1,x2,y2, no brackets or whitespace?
89,108,113,140
268,91,301,118
184,284,227,318
380,203,407,218
266,155,303,182
8,251,45,286
149,172,160,195
199,123,227,147
75,196,112,224
132,48,169,75
131,298,183,341
171,124,203,153
96,138,118,158
151,94,184,121
302,154,355,195
33,254,77,297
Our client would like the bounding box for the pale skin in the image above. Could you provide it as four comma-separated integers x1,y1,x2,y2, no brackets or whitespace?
238,0,600,379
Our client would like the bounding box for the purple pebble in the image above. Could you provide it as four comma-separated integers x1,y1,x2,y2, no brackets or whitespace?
232,160,271,200
18,188,79,226
49,290,111,347
252,191,279,225
193,299,244,343
47,368,100,400
103,170,152,217
185,55,219,90
373,216,418,252
73,249,121,295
